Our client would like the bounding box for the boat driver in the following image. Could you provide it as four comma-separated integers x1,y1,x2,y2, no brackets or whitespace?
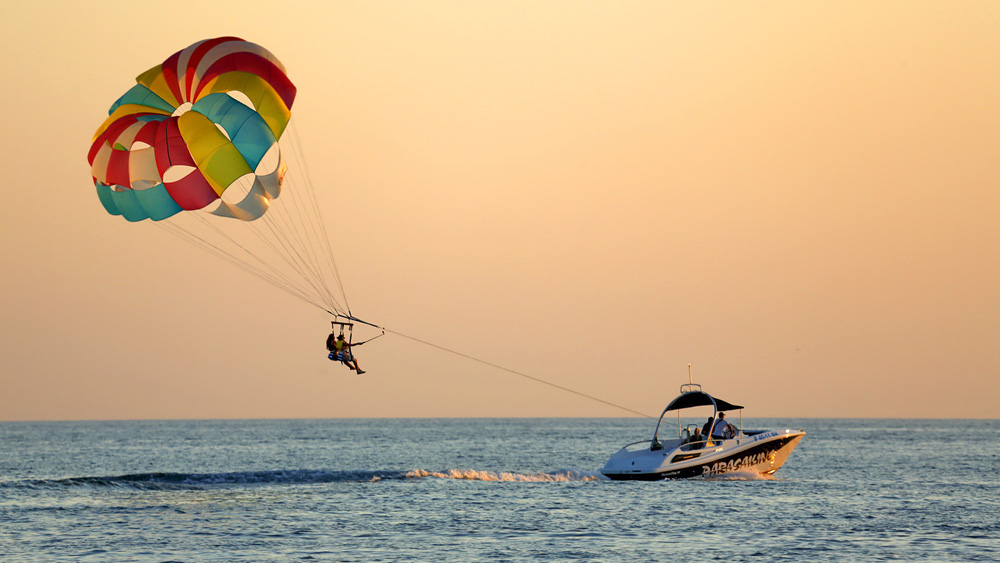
711,412,737,440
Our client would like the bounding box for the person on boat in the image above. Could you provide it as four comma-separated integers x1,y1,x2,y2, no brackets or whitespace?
686,426,703,449
702,417,714,438
711,412,736,439
327,333,365,374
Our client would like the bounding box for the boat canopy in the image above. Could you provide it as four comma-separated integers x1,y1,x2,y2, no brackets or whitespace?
664,391,743,412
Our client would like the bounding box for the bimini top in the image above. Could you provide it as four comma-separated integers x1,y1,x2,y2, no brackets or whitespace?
664,391,743,413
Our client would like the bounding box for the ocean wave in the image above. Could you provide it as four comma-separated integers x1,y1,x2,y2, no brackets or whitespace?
8,470,403,490
5,467,604,490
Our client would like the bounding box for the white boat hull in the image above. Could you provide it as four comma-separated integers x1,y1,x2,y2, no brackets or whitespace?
601,429,805,480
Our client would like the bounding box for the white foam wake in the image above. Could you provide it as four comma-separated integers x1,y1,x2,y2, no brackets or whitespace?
702,469,777,481
404,468,604,482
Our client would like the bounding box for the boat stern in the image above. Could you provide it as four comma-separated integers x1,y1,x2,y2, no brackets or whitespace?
600,442,673,480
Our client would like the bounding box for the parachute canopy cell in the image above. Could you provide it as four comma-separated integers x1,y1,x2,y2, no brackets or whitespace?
88,37,297,222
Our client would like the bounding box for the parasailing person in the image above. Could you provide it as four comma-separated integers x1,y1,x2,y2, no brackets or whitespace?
327,332,365,374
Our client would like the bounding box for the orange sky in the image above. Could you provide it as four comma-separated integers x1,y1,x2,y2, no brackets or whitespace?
1,1,997,420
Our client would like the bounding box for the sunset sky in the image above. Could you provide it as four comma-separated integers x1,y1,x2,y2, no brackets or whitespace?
1,1,997,421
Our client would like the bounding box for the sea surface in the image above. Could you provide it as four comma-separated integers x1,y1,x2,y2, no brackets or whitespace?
1,418,997,562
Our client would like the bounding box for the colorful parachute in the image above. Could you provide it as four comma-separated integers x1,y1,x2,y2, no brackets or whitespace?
89,38,352,317
88,37,297,222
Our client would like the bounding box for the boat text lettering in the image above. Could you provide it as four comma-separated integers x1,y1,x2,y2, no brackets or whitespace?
700,450,775,477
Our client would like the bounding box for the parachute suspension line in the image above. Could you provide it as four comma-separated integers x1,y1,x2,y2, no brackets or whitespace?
269,170,342,313
282,125,349,314
192,220,331,312
155,219,331,312
285,120,351,313
157,219,291,297
247,202,342,314
186,211,324,307
376,325,655,419
268,184,331,304
210,173,333,311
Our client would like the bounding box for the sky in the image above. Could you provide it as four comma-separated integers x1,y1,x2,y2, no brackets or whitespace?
1,1,997,421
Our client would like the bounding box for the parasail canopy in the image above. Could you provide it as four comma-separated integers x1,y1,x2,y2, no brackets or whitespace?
89,36,297,222
89,38,352,317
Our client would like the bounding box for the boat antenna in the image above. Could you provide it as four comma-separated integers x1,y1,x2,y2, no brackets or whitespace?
681,364,701,394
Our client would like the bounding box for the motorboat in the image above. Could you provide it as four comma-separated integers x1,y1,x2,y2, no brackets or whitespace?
601,380,805,480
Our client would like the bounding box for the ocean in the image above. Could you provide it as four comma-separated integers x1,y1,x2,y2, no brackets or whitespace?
1,418,997,562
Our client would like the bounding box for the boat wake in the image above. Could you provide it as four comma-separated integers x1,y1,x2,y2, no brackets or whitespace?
699,469,778,481
404,468,604,482
7,468,604,490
